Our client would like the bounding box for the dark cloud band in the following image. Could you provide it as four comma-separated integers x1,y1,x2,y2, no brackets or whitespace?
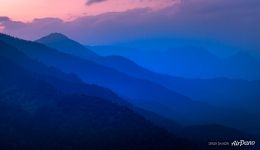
0,16,11,22
86,0,107,5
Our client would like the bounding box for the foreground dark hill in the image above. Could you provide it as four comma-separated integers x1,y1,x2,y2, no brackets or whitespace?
0,54,197,149
36,33,260,133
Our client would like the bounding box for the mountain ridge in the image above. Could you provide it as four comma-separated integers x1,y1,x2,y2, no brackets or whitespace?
0,55,195,150
34,33,260,133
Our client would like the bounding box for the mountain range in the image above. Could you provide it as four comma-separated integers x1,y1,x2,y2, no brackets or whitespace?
0,32,259,149
36,33,260,133
0,39,198,150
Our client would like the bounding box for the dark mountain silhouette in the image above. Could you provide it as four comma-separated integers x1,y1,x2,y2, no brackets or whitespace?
35,33,260,134
0,52,199,150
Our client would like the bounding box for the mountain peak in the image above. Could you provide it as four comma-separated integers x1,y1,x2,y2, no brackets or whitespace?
39,33,69,41
36,32,99,60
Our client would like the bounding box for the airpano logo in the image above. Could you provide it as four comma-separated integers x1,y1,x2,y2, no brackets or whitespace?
231,140,255,147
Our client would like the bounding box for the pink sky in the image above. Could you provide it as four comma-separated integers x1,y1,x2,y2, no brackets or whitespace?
1,0,258,52
0,0,178,21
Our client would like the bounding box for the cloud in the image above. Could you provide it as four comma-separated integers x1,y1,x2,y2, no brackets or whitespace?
1,0,259,52
86,0,107,5
0,16,11,22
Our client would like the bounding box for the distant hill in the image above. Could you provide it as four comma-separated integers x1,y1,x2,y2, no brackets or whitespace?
91,45,260,80
37,33,99,60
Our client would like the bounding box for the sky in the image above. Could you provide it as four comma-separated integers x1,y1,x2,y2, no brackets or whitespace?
0,0,259,55
0,0,177,21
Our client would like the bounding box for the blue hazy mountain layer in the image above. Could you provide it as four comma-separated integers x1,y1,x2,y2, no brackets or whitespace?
91,45,260,80
34,33,260,134
38,33,260,116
